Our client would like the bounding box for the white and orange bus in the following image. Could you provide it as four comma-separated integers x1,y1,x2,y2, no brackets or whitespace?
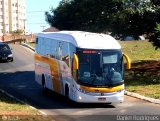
35,31,131,103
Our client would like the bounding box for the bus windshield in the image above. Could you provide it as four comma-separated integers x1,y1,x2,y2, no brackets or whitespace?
77,48,124,87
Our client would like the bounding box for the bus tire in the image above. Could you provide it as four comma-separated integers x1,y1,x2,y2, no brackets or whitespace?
10,58,13,62
65,84,69,99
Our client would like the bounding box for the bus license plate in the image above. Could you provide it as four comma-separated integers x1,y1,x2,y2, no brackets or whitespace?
98,97,106,101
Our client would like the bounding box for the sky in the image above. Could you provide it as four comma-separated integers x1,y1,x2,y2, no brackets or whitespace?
26,0,61,33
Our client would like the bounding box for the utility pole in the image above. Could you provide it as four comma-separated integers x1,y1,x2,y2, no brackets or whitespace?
23,19,26,42
41,25,46,31
23,19,26,35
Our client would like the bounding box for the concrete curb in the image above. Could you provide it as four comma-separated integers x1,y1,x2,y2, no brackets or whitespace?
21,42,35,52
125,91,160,104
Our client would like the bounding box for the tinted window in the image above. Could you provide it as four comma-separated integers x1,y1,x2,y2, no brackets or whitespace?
36,38,38,44
77,48,124,87
103,52,118,64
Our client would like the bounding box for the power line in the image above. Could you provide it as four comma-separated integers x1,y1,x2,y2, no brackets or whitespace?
26,23,47,25
26,11,48,13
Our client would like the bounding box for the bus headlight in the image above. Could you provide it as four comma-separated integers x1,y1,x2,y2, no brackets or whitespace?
78,96,82,100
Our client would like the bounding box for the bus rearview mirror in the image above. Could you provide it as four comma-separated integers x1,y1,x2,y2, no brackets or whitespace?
123,54,131,69
73,53,79,70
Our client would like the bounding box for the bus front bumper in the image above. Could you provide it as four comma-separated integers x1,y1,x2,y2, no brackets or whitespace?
74,90,124,103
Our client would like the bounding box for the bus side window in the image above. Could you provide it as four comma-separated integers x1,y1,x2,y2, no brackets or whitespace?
36,38,38,44
55,41,62,60
45,38,51,56
49,39,57,59
39,38,46,56
36,37,42,54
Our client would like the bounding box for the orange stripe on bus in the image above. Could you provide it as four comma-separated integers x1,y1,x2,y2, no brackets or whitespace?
80,85,123,93
35,54,61,94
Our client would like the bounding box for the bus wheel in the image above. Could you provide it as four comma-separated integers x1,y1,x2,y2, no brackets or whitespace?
65,84,69,99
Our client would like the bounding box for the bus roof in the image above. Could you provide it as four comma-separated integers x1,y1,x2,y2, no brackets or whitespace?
37,31,121,50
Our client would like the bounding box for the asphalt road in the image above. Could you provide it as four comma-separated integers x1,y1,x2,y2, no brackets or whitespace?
0,44,160,121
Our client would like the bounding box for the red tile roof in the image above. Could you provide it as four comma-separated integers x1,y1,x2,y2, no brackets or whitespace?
42,27,59,32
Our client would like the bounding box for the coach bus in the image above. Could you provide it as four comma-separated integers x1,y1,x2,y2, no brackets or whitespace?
35,31,131,103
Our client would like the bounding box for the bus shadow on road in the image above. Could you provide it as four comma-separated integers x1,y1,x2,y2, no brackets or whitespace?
0,71,116,110
41,90,116,109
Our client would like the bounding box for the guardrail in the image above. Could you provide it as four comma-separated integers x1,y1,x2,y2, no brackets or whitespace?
1,34,36,43
21,42,35,52
6,39,26,44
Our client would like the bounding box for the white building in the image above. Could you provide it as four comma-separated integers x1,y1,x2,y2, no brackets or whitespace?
0,0,26,35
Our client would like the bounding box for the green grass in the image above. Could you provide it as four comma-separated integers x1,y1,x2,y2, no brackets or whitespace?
119,41,160,62
126,84,160,99
0,91,40,115
0,91,54,120
124,74,160,99
120,40,160,99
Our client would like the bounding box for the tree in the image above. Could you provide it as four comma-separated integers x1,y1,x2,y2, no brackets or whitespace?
149,23,160,49
11,29,23,35
45,0,125,32
45,0,160,48
151,0,160,6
